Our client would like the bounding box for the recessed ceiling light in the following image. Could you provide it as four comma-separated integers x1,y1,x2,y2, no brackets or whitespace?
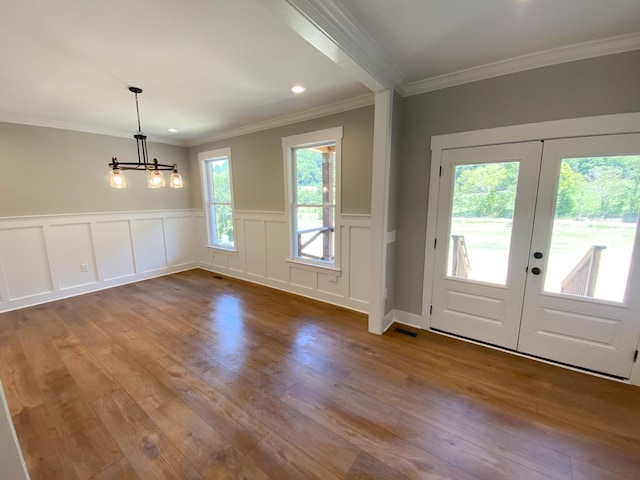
167,128,178,133
291,85,306,94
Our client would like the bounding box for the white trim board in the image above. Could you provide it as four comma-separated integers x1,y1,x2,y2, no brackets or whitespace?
255,0,402,92
431,112,640,151
188,94,373,147
401,33,640,96
0,117,187,147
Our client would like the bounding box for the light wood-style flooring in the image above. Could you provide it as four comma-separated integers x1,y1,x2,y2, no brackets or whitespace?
1,269,639,479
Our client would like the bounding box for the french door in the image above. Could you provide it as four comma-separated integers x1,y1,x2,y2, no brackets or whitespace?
431,134,640,378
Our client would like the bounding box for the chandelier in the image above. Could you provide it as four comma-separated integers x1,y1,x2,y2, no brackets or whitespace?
108,87,183,189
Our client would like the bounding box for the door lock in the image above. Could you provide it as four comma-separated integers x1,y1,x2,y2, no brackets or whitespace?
531,267,541,275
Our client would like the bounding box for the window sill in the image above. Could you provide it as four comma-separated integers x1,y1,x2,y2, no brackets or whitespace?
285,258,342,274
206,245,238,255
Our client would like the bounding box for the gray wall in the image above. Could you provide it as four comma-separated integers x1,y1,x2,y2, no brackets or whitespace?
395,50,640,315
189,106,374,214
0,123,191,217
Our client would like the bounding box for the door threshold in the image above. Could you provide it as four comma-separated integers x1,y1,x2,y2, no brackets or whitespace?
430,328,630,383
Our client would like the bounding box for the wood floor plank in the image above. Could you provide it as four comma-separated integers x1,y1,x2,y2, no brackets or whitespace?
148,397,271,480
571,457,628,480
281,383,481,480
396,412,557,480
198,362,362,478
92,312,170,366
0,330,43,416
345,452,411,480
11,405,79,480
344,368,573,479
52,332,120,402
249,345,404,431
145,355,270,451
96,343,176,412
16,316,122,479
247,430,342,480
91,457,141,480
92,389,203,480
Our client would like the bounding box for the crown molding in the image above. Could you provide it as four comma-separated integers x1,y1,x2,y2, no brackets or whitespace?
257,0,404,92
187,93,374,147
400,32,640,97
0,115,187,146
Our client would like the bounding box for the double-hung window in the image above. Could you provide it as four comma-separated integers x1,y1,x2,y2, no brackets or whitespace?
283,127,342,268
199,148,235,250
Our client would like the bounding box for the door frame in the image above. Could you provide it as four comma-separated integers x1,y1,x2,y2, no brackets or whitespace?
422,112,640,384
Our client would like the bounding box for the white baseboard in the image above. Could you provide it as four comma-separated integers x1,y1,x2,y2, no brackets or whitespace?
381,310,395,333
198,263,369,314
392,309,425,329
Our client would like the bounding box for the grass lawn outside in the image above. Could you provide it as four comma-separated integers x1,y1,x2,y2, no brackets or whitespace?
449,217,638,303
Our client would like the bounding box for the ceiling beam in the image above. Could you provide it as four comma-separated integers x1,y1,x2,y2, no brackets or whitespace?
256,0,405,92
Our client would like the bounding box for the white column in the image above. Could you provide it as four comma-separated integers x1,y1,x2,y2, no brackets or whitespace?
368,90,394,334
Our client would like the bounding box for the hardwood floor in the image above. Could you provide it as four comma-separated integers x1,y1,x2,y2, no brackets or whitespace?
1,269,639,479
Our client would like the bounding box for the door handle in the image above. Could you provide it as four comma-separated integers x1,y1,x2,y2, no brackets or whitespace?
531,267,541,275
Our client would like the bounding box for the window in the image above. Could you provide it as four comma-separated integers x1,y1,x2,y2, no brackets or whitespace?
199,148,235,250
283,127,342,267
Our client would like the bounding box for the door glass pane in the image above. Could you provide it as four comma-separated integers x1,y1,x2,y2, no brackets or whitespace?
448,161,520,285
543,156,640,302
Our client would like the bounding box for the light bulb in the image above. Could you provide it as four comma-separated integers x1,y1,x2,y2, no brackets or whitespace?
170,171,183,188
148,170,165,188
110,168,126,188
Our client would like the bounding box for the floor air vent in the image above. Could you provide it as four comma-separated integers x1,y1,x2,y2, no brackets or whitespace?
395,327,417,337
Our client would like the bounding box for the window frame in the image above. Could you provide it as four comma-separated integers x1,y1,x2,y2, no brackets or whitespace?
282,126,343,270
198,147,237,251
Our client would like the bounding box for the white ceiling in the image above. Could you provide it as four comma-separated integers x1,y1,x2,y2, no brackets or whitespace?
1,0,639,146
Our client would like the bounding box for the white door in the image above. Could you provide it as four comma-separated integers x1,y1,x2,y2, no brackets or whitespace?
431,134,640,378
431,142,542,349
518,134,640,378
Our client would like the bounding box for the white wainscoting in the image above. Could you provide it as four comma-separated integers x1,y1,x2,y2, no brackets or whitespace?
0,209,371,315
0,210,197,313
197,211,371,313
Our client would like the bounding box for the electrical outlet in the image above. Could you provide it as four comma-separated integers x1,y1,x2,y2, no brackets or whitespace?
80,263,89,273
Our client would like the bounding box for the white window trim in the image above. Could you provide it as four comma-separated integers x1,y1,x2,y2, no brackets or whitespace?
198,147,237,252
282,126,343,271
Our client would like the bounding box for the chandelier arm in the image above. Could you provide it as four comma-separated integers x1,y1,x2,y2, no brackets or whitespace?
109,161,176,171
